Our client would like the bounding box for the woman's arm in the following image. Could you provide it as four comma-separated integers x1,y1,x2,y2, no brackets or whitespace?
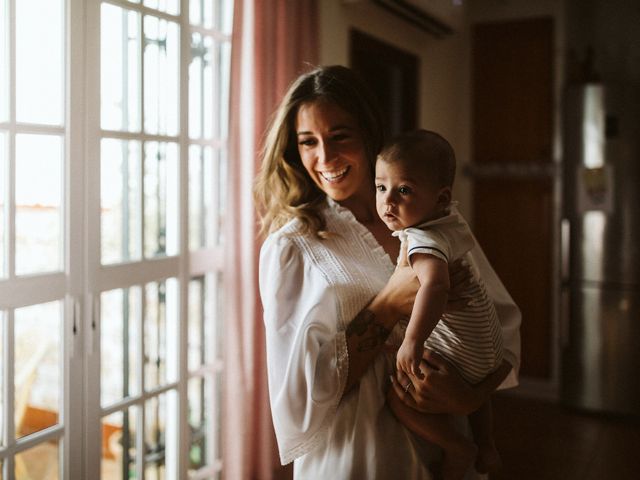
390,350,512,415
344,262,419,392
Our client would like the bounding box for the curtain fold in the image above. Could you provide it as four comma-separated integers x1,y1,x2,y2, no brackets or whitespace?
224,1,318,479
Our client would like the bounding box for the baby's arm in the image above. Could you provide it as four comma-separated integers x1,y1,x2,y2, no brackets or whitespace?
397,254,450,378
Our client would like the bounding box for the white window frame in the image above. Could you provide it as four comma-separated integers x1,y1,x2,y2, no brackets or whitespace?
0,0,230,478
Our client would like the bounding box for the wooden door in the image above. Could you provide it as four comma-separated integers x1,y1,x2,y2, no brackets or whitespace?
350,29,419,136
471,17,554,379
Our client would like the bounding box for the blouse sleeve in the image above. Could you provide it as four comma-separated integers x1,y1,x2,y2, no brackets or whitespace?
259,232,349,465
468,241,522,389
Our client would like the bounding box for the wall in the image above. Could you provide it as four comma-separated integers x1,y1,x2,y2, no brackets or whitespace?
318,0,474,214
318,0,566,221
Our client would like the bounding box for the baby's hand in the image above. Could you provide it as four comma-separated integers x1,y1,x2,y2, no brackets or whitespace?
396,338,425,379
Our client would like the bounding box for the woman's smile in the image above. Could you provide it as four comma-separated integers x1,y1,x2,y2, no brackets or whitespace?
296,101,372,204
318,165,350,183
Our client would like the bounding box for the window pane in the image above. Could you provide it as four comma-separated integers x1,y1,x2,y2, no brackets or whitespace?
215,0,233,35
15,134,63,275
188,146,203,251
0,311,4,448
215,371,222,463
16,0,64,125
102,408,139,480
144,142,178,258
143,16,179,137
143,0,179,16
189,0,203,26
188,375,214,473
0,131,6,277
14,301,61,439
144,394,167,480
101,139,142,265
188,277,204,372
189,146,214,251
15,440,60,478
189,33,214,140
0,0,8,122
190,273,221,366
144,279,178,390
214,41,231,140
101,4,141,132
216,148,227,246
213,272,223,364
101,287,142,407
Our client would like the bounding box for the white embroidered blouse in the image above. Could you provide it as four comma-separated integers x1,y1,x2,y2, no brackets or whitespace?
259,199,521,479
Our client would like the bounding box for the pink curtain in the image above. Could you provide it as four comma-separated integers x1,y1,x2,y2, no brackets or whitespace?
224,1,318,479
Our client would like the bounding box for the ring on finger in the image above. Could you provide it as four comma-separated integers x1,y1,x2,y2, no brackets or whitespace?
404,381,412,393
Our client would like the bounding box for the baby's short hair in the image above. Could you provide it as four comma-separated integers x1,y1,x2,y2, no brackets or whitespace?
377,129,456,188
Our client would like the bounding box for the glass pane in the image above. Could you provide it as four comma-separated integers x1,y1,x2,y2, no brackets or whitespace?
144,142,178,258
189,146,214,251
0,0,8,122
15,440,60,479
14,301,61,439
188,146,203,251
213,272,223,364
189,33,214,140
101,287,142,407
144,394,167,480
15,134,63,275
143,0,179,16
16,0,64,125
0,131,6,277
215,371,222,462
190,273,222,366
143,16,179,137
215,0,233,34
189,0,203,26
0,311,4,447
144,279,178,390
204,1,214,29
101,139,142,265
188,277,204,371
101,408,139,480
187,375,211,473
216,148,227,246
101,4,141,132
214,41,231,140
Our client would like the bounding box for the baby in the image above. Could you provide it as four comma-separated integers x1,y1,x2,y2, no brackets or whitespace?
375,129,506,480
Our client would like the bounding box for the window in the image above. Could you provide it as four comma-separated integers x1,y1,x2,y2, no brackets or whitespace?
0,0,233,478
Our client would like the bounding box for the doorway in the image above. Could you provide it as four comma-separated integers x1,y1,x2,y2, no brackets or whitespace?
471,17,555,380
349,29,419,136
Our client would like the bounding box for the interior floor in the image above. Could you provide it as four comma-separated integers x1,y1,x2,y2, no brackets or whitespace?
491,393,640,480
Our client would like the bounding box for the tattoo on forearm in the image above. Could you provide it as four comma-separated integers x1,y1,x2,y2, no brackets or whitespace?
346,309,391,352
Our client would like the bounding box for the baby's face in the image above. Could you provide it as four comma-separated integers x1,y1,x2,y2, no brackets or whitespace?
375,159,447,231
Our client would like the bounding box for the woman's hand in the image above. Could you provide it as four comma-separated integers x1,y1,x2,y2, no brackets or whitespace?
390,350,483,415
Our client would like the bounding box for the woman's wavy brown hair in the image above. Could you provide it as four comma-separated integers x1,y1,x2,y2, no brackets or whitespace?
254,65,384,238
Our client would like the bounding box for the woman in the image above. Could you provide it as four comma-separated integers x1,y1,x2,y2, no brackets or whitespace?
254,65,521,479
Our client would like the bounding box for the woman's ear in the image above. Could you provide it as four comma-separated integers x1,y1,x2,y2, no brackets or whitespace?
437,186,452,207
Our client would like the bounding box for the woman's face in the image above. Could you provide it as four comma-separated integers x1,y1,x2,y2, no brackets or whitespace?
295,101,371,203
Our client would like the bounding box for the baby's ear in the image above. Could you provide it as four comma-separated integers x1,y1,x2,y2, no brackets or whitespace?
437,186,452,206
